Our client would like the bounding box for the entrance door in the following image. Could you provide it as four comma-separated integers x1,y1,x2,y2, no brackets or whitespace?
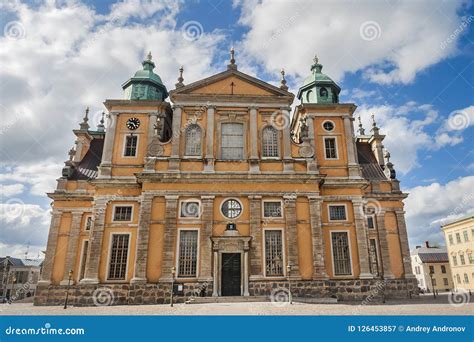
221,253,241,296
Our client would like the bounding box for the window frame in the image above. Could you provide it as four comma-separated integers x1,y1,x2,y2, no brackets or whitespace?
77,239,89,282
184,124,203,158
220,122,246,160
220,198,243,220
262,200,284,219
366,215,376,229
261,125,280,159
328,204,348,222
321,120,335,132
330,230,353,277
84,215,93,231
323,136,339,160
112,204,134,223
463,230,469,242
175,228,200,279
106,232,131,282
263,228,286,278
122,134,139,158
179,199,202,219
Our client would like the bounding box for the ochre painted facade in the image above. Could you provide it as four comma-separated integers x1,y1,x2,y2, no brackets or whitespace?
35,54,417,306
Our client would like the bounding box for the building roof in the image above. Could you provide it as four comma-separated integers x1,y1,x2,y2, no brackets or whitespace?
412,246,449,263
0,256,43,267
356,141,387,181
69,137,104,180
441,212,474,227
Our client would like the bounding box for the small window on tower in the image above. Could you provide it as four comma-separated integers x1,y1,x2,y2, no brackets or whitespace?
322,121,335,132
320,87,328,98
124,135,138,157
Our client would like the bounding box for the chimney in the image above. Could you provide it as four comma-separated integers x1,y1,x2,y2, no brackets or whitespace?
425,241,430,248
416,245,421,249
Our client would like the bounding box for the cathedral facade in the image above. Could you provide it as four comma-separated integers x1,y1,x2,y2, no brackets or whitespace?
35,51,417,306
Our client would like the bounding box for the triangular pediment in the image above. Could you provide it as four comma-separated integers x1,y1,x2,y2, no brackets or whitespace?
169,68,294,99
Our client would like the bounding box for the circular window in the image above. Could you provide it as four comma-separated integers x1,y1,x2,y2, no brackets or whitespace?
322,121,335,132
221,199,242,219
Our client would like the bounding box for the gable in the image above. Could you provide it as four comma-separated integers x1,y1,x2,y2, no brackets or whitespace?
189,75,276,96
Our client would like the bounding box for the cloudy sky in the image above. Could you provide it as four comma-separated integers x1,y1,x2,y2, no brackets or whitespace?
0,0,473,258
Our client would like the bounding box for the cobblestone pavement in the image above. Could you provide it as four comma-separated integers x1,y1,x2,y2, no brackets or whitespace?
1,294,472,316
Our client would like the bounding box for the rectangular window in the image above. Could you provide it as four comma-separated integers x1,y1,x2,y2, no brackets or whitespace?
178,230,198,278
415,266,420,275
108,234,129,280
369,239,379,276
463,230,469,242
443,278,449,286
264,230,284,276
331,232,352,276
329,205,347,221
448,234,454,245
179,201,201,218
460,254,466,265
453,256,458,266
79,240,89,281
464,273,469,283
113,206,132,221
429,265,435,274
324,137,338,159
124,135,138,157
441,265,446,274
367,216,375,229
432,278,437,286
85,216,93,231
468,253,474,264
263,201,283,218
456,233,462,243
221,123,244,160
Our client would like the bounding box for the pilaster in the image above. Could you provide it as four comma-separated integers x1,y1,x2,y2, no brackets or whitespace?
249,106,260,173
249,195,263,278
160,195,179,281
199,196,214,281
60,212,83,285
376,211,395,279
343,115,361,178
308,196,327,279
352,200,373,279
169,106,182,172
98,114,117,178
281,108,294,173
37,210,62,285
284,195,299,277
395,210,415,278
204,106,215,173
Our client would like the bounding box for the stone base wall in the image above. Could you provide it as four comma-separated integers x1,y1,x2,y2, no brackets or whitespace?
34,278,418,306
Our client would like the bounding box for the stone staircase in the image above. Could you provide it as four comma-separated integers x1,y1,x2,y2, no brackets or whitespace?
185,296,270,304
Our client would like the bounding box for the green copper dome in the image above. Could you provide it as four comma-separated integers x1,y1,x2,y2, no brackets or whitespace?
297,56,341,104
122,52,168,101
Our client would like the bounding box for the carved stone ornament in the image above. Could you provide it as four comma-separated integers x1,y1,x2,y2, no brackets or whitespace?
147,137,164,157
298,143,314,158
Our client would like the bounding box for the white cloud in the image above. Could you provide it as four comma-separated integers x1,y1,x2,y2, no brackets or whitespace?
235,0,466,85
0,184,25,197
404,176,474,247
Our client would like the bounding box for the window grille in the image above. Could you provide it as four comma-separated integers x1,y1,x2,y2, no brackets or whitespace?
324,137,337,159
263,201,282,218
79,240,89,280
124,135,138,157
113,206,132,221
443,278,449,286
265,230,284,276
178,230,198,277
262,126,278,157
185,124,202,156
329,205,346,221
180,201,201,218
367,216,375,229
332,232,351,275
221,199,242,219
221,123,244,160
108,234,129,280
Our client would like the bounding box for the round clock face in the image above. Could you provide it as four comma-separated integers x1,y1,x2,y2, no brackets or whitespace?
126,117,140,130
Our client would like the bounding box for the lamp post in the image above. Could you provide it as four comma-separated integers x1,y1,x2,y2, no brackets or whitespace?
286,264,292,305
63,269,73,309
428,269,436,299
170,267,176,307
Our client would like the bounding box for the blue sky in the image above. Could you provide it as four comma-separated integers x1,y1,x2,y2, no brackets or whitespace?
0,0,473,258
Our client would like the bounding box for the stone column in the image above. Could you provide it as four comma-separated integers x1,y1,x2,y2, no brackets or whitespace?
169,106,182,172
131,193,154,284
306,115,318,173
352,200,373,279
243,248,250,296
160,195,179,281
395,210,415,278
81,197,108,284
343,114,360,178
249,106,260,173
282,108,294,173
38,210,62,285
284,195,299,277
204,106,215,173
308,196,327,279
98,113,117,178
376,211,395,279
144,112,158,172
212,250,218,296
61,212,83,285
199,196,214,281
249,195,263,278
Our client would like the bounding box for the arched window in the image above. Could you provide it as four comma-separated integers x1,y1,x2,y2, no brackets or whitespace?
185,124,202,156
319,87,328,98
306,90,312,103
262,126,279,157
